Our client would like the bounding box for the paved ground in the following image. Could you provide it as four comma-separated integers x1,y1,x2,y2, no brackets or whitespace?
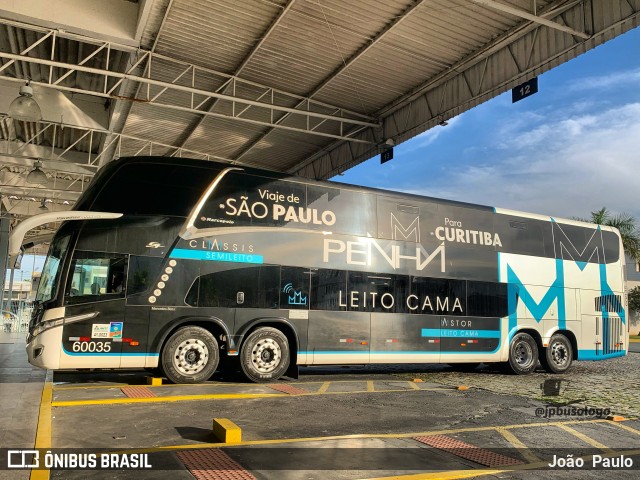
44,355,640,480
397,354,640,418
4,341,640,480
0,332,46,480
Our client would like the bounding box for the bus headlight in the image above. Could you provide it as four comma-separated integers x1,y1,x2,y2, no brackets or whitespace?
32,318,64,338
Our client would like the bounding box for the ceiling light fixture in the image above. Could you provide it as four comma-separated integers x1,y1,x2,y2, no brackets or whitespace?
8,81,43,122
26,160,48,185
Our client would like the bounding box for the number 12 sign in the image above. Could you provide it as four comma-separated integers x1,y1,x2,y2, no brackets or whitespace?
512,77,538,103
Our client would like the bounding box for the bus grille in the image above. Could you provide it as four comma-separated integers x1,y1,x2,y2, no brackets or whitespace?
594,294,623,313
598,316,623,355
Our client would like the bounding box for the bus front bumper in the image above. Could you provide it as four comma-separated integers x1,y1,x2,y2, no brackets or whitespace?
26,325,63,370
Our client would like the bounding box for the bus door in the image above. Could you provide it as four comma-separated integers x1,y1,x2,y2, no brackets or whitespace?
308,270,370,365
370,274,440,363
60,251,128,368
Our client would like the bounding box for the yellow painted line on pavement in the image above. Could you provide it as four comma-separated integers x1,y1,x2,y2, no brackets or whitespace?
53,378,450,391
496,427,542,464
363,469,504,480
53,383,130,390
52,386,441,407
31,371,53,480
628,338,640,343
52,392,287,407
608,420,640,436
367,380,375,392
115,418,615,455
317,382,331,393
555,423,614,452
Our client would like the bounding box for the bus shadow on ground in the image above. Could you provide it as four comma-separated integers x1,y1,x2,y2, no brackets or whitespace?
51,362,552,387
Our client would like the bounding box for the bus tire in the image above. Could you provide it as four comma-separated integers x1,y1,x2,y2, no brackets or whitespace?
507,332,538,375
240,327,290,383
161,326,219,384
540,334,573,374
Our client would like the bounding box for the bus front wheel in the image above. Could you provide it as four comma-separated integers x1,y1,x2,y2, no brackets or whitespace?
540,334,573,374
240,327,290,383
161,326,219,384
506,332,538,375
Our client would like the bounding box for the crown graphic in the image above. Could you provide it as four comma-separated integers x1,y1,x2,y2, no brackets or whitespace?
288,291,307,305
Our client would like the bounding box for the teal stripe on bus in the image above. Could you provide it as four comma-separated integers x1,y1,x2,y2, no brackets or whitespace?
169,248,263,263
421,328,501,338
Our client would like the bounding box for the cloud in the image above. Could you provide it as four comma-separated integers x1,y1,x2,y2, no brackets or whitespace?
400,116,462,153
568,68,640,92
403,102,640,222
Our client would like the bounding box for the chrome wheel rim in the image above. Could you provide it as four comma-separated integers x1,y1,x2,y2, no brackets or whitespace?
551,341,569,367
251,337,281,373
173,339,209,376
514,341,534,369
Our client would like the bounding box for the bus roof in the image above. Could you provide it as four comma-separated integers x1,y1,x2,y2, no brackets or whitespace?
75,156,614,235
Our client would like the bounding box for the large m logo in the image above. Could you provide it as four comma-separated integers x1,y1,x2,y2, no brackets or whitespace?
390,213,420,242
506,258,566,339
551,220,605,269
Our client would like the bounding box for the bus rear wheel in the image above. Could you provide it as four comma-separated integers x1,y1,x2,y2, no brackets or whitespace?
506,332,538,375
540,334,573,374
240,327,290,383
161,326,219,384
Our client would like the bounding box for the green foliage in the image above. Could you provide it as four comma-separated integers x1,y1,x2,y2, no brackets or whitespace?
575,207,640,262
629,286,640,313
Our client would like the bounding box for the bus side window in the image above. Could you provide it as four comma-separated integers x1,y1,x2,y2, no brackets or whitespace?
188,266,280,309
65,251,127,303
127,256,163,295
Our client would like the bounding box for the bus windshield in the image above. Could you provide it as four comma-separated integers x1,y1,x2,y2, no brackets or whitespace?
36,235,70,303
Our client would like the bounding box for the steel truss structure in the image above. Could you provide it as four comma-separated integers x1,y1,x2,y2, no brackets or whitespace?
0,18,378,145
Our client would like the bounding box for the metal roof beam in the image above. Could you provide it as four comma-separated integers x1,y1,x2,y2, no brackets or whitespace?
231,0,428,162
0,50,378,127
174,0,298,151
0,184,81,202
291,0,638,180
0,16,376,122
470,0,589,39
0,118,229,166
99,0,174,167
0,51,378,144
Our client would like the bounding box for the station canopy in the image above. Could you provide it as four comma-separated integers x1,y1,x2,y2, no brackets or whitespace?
0,0,638,243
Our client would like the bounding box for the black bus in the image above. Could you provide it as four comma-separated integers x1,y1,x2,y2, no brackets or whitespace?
20,156,627,383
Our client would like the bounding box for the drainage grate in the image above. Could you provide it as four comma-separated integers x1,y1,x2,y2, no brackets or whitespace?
267,383,308,395
414,435,524,467
120,386,156,398
177,449,256,480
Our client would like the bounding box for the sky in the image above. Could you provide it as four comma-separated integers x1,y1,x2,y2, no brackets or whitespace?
335,27,640,224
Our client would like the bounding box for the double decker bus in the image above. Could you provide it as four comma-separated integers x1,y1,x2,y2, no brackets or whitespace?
14,156,627,383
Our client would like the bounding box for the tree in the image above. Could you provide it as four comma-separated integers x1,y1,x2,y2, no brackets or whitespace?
576,207,640,262
629,286,640,313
